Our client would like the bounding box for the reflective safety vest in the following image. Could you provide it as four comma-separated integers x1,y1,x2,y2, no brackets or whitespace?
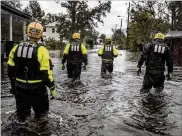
14,42,42,82
146,42,168,70
68,41,82,63
102,44,114,61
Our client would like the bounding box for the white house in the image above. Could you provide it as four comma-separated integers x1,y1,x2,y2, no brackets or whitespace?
45,22,60,41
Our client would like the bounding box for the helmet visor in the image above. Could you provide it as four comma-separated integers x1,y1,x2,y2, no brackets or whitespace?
29,28,41,37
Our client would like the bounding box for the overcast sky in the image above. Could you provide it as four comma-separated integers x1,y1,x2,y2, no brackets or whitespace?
21,1,129,36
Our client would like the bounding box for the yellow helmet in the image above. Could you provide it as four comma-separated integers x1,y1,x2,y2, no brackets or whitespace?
72,33,80,39
154,32,165,40
105,36,111,42
27,22,44,39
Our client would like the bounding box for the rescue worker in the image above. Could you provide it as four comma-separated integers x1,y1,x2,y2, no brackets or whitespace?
137,32,173,94
7,22,56,124
61,33,88,81
98,36,118,77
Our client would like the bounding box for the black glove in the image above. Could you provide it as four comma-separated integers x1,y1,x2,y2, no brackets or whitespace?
166,73,173,81
50,96,55,100
83,64,87,70
61,64,65,70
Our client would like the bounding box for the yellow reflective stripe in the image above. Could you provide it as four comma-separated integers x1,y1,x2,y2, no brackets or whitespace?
63,44,70,54
50,86,55,89
113,47,118,56
102,59,113,62
81,44,87,54
98,45,104,55
16,78,42,83
7,45,18,66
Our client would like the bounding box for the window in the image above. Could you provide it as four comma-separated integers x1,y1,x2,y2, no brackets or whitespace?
52,28,55,33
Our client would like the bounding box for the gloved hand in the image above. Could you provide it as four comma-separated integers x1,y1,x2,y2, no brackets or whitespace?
61,63,65,70
83,64,87,70
137,66,141,76
166,73,173,81
50,89,56,100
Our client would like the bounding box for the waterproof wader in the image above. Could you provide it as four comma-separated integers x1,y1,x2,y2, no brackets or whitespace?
141,71,165,93
67,62,82,79
15,82,49,121
8,43,54,122
101,61,113,74
101,45,114,75
138,40,173,93
62,40,88,80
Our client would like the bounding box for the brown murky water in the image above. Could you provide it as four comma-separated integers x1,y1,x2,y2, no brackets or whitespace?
1,50,182,136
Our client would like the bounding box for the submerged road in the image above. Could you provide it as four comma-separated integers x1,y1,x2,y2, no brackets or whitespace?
1,50,182,136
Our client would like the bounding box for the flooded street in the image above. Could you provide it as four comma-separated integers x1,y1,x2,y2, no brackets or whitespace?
1,50,182,136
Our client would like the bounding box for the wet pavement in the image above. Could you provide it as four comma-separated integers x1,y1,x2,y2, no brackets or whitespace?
1,50,182,136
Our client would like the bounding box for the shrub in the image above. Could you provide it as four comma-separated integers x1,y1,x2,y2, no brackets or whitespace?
86,38,94,49
45,38,65,50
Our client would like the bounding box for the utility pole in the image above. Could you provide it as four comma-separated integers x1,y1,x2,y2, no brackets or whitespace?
115,24,118,46
120,18,122,33
126,1,130,48
117,15,126,33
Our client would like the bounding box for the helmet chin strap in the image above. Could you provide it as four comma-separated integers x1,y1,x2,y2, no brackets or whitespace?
29,37,40,43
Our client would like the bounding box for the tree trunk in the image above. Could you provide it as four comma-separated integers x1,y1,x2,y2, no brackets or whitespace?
70,1,78,33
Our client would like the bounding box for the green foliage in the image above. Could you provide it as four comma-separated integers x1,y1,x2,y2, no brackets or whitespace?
20,1,110,42
44,13,61,24
2,1,22,10
111,29,126,49
56,1,111,40
86,38,94,49
127,1,171,50
100,34,106,43
23,1,45,25
83,29,99,43
45,38,65,50
167,1,182,30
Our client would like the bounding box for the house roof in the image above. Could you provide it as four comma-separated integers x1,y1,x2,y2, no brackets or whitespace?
45,22,58,27
165,31,182,39
1,2,32,19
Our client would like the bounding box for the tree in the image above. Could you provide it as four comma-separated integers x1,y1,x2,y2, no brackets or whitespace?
44,13,60,24
55,14,72,41
167,1,182,30
2,1,22,10
83,28,99,48
127,1,171,50
86,38,94,49
56,1,111,40
111,29,126,49
23,1,45,23
100,34,106,43
91,29,100,43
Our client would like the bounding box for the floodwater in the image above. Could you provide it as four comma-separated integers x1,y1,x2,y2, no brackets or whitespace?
1,50,182,136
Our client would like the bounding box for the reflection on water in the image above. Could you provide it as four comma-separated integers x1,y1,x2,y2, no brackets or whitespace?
49,50,61,58
1,49,182,136
132,93,170,135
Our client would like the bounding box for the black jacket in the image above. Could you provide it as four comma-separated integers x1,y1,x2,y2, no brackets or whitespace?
137,39,173,74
